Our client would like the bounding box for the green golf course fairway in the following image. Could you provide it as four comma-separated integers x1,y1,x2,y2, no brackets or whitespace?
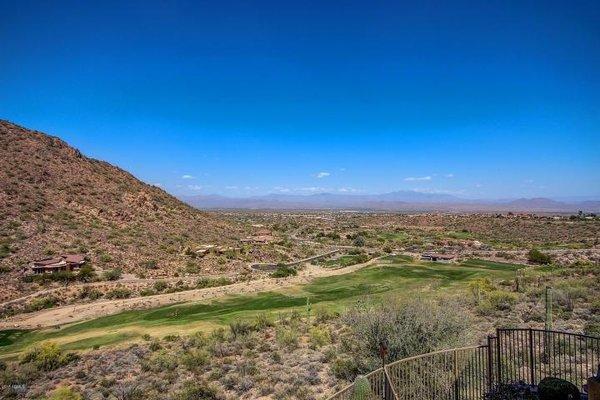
0,258,524,357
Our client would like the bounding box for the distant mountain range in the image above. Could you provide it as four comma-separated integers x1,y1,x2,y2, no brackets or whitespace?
181,192,600,213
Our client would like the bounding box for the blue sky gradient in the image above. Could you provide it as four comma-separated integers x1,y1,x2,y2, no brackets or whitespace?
1,0,599,199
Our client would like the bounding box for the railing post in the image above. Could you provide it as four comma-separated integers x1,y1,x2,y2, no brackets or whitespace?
487,335,494,390
496,329,502,384
528,328,535,385
453,350,459,400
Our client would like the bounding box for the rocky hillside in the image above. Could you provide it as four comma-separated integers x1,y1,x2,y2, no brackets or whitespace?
0,121,243,299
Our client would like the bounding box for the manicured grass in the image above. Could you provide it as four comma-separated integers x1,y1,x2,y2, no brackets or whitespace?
0,258,525,357
323,254,369,268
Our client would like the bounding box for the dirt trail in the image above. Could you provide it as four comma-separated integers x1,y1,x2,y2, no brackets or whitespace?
0,257,382,330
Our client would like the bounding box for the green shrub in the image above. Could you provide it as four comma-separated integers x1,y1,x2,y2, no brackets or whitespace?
105,287,132,299
182,349,209,371
229,320,254,338
25,296,58,312
537,377,579,400
315,306,335,322
103,268,122,281
196,276,232,288
254,312,274,330
331,356,361,381
0,243,12,259
270,265,297,278
275,327,298,349
20,342,78,371
309,326,332,348
343,298,469,364
584,320,600,337
140,260,158,269
143,350,178,372
174,381,219,400
487,290,518,311
153,280,168,292
77,265,96,282
528,249,552,264
46,385,82,400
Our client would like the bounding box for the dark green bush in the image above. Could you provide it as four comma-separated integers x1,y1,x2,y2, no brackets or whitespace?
528,249,552,264
103,268,122,281
270,265,297,278
538,377,579,400
174,381,219,400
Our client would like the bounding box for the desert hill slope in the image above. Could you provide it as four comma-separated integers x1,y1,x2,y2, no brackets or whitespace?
0,120,241,297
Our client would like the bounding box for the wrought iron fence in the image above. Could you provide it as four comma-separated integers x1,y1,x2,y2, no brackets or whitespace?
495,328,599,390
326,328,599,400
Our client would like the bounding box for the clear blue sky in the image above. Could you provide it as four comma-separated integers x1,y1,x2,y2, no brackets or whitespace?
1,0,599,199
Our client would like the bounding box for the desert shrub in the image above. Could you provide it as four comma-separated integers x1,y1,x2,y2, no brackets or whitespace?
591,299,600,314
105,287,132,299
0,243,11,259
309,326,332,348
163,334,179,342
153,280,168,292
584,320,600,336
174,381,219,400
142,350,178,372
343,297,469,365
315,306,335,322
103,268,122,281
254,312,274,330
486,290,518,311
25,296,58,312
270,265,297,278
275,327,299,349
528,249,552,264
331,356,361,381
196,277,232,288
537,377,579,400
148,341,161,351
79,286,103,300
184,261,199,274
229,320,254,338
46,385,82,400
140,260,158,269
77,265,96,282
0,362,36,398
353,236,366,247
98,253,113,263
182,349,209,371
139,288,155,296
20,342,78,371
468,278,495,303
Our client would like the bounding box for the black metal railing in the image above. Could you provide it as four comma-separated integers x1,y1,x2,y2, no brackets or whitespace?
327,328,599,400
495,328,599,390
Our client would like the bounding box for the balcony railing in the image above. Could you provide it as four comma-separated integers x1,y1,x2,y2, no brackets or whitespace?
327,328,599,400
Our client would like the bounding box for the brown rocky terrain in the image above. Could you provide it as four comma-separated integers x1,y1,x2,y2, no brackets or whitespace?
0,121,244,301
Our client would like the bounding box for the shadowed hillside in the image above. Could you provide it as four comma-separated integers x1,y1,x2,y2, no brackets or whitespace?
0,121,242,299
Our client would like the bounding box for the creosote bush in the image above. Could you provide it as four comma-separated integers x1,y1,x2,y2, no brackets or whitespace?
343,297,470,367
20,342,78,372
46,385,83,400
528,249,552,264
